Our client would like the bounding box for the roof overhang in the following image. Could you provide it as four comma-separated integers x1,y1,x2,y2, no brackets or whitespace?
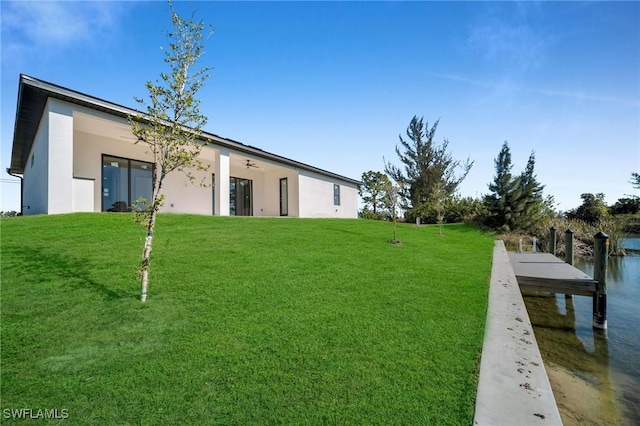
9,74,361,186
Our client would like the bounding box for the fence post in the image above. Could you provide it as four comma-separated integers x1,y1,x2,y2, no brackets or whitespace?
549,226,557,255
593,232,609,330
564,229,574,300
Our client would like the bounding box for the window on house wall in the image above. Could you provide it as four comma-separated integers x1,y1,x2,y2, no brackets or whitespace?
333,184,341,206
280,178,288,216
102,155,153,212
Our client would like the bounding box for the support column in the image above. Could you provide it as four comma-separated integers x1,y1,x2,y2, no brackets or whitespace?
214,148,230,216
47,99,74,214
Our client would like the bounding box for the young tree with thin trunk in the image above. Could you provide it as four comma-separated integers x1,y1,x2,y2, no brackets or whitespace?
129,1,213,302
432,181,447,235
386,181,401,243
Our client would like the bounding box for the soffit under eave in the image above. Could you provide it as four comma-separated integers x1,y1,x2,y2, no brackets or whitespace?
9,83,49,173
9,76,361,186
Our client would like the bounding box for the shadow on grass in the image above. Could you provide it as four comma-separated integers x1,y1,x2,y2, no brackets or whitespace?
8,245,131,301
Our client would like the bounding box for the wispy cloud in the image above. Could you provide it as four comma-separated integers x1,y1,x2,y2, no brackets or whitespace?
433,73,640,108
1,1,129,65
468,19,548,73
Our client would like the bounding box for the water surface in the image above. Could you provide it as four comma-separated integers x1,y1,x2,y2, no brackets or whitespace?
523,237,640,425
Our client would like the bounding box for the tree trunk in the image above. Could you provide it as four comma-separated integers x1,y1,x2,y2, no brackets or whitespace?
140,208,157,302
393,217,397,242
140,169,162,302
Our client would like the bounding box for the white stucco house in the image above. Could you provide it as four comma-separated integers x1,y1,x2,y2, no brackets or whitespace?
7,75,360,218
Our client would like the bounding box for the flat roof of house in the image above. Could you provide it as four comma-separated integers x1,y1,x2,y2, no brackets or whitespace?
8,74,360,185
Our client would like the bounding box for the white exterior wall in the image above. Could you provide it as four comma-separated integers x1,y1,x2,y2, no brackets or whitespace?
72,178,95,212
261,168,300,216
47,100,74,214
298,170,358,218
338,182,358,218
161,162,214,214
22,98,357,218
22,110,50,215
286,170,300,217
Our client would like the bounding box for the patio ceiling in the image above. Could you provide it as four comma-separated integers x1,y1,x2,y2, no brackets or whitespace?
8,75,360,185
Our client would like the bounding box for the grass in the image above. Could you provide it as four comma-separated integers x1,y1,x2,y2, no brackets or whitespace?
1,214,493,425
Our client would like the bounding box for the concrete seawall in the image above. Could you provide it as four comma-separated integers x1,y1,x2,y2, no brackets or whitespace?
474,240,562,425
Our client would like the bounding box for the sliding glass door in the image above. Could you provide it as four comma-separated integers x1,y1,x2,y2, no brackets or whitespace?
230,177,252,216
102,155,153,212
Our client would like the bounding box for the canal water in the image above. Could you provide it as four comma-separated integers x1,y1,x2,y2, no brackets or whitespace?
523,236,640,425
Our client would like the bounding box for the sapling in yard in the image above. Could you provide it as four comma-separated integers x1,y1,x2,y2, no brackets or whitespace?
128,1,213,301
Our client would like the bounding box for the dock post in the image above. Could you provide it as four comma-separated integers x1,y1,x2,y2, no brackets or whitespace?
564,229,574,265
518,238,523,253
532,237,537,253
564,229,574,299
593,232,609,330
549,226,557,255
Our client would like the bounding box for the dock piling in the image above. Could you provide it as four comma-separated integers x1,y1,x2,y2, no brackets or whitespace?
593,232,609,330
564,229,574,300
564,229,574,265
549,226,557,255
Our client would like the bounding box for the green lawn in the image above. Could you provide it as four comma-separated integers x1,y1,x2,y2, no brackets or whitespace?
1,214,493,425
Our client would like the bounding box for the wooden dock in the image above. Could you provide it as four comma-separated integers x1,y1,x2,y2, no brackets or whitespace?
508,252,597,296
508,229,609,330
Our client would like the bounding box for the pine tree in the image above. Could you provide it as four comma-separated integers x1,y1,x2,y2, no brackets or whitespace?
385,116,473,222
358,171,391,219
485,142,546,232
631,172,640,190
485,142,515,231
514,151,545,231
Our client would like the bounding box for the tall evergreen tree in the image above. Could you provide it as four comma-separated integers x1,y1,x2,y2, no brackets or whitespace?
384,116,473,221
514,151,545,230
485,142,546,232
485,142,518,231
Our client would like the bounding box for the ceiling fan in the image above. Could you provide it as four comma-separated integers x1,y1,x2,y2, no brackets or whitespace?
245,159,259,169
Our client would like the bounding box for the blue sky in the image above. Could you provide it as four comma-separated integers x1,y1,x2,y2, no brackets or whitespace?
1,1,638,212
